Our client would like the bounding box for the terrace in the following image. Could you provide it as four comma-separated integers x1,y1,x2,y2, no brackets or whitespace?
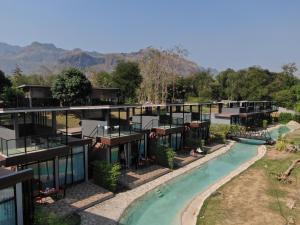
0,132,66,157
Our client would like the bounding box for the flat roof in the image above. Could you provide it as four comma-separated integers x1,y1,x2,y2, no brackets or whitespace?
17,84,51,88
0,102,213,114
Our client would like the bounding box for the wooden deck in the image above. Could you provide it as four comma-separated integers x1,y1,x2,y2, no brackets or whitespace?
119,165,171,189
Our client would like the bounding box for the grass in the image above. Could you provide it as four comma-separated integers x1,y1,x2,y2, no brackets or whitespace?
197,129,300,225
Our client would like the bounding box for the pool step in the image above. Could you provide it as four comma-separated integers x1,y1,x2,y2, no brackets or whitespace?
156,189,164,198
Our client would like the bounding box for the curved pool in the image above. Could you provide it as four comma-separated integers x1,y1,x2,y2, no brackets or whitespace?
119,126,290,225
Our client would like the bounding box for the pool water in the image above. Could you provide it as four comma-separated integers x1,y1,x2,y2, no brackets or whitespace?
119,126,290,225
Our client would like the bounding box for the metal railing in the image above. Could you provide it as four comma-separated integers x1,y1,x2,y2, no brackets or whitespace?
0,132,66,157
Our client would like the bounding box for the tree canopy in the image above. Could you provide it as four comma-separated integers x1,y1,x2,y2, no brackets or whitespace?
112,61,142,102
0,69,12,94
51,68,92,105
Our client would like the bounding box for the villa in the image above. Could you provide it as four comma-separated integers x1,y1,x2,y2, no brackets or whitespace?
0,87,213,225
214,100,278,127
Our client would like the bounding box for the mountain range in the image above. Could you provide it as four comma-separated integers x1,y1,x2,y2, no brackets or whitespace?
0,42,203,76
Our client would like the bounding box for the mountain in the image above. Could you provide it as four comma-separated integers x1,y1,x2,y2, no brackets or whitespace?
0,42,201,76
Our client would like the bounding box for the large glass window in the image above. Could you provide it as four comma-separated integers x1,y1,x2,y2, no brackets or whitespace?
171,133,182,150
111,147,119,164
59,145,85,187
72,146,85,182
0,187,16,225
22,160,55,193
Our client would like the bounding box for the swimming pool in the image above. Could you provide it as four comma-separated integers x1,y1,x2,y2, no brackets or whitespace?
119,126,290,225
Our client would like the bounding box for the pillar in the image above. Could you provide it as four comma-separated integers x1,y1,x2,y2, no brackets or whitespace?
16,182,24,225
55,156,59,189
84,146,89,182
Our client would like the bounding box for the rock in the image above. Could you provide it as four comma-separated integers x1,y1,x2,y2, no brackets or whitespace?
286,199,296,209
287,216,295,224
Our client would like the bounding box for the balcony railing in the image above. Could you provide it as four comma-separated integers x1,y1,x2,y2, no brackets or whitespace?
93,122,142,138
0,132,66,157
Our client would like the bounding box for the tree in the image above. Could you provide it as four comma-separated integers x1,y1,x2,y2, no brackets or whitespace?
112,61,142,102
52,68,92,105
10,65,27,87
0,70,12,94
272,89,296,109
90,71,113,88
138,47,188,103
282,63,298,77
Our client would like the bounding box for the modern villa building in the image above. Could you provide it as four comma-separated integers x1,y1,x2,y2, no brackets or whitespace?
214,100,278,127
0,88,278,225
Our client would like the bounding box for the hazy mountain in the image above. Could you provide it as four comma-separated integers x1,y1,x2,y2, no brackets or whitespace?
0,42,201,76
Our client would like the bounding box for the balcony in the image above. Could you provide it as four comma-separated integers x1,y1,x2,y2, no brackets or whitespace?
0,133,67,157
90,122,144,146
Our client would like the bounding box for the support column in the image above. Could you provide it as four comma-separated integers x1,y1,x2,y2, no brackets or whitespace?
84,146,89,182
16,182,24,225
55,156,59,190
52,111,57,135
13,113,19,138
127,143,131,168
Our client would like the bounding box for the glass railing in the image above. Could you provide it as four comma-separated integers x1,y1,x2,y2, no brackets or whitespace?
0,133,66,157
95,122,142,138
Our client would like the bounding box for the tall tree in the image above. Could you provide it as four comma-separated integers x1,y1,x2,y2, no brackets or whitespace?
0,70,12,94
90,71,113,88
52,68,92,105
112,61,142,102
11,65,27,87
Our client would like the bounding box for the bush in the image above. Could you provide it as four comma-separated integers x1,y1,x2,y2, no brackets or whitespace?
92,161,121,192
278,112,294,124
34,206,80,225
262,120,268,129
154,145,176,169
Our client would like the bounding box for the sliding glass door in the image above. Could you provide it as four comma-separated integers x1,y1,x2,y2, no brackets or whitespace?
59,145,85,186
0,187,16,225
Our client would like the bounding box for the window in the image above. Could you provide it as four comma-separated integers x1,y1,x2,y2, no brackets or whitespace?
22,160,55,193
59,145,85,186
0,187,16,225
171,133,182,150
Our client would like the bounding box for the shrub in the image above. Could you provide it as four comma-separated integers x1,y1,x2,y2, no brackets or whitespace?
278,112,294,124
34,206,80,225
92,161,121,192
154,145,176,169
262,120,268,129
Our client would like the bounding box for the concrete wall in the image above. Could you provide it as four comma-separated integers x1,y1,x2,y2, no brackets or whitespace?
0,125,16,139
132,115,159,129
211,114,231,125
222,107,240,114
81,119,107,137
172,112,192,123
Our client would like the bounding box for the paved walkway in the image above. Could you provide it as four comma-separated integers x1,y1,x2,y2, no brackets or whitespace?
119,165,171,189
43,181,114,217
79,141,235,225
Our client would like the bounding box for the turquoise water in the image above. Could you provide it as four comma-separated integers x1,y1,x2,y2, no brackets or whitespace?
119,126,290,225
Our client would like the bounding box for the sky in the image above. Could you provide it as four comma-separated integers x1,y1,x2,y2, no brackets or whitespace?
0,0,300,72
